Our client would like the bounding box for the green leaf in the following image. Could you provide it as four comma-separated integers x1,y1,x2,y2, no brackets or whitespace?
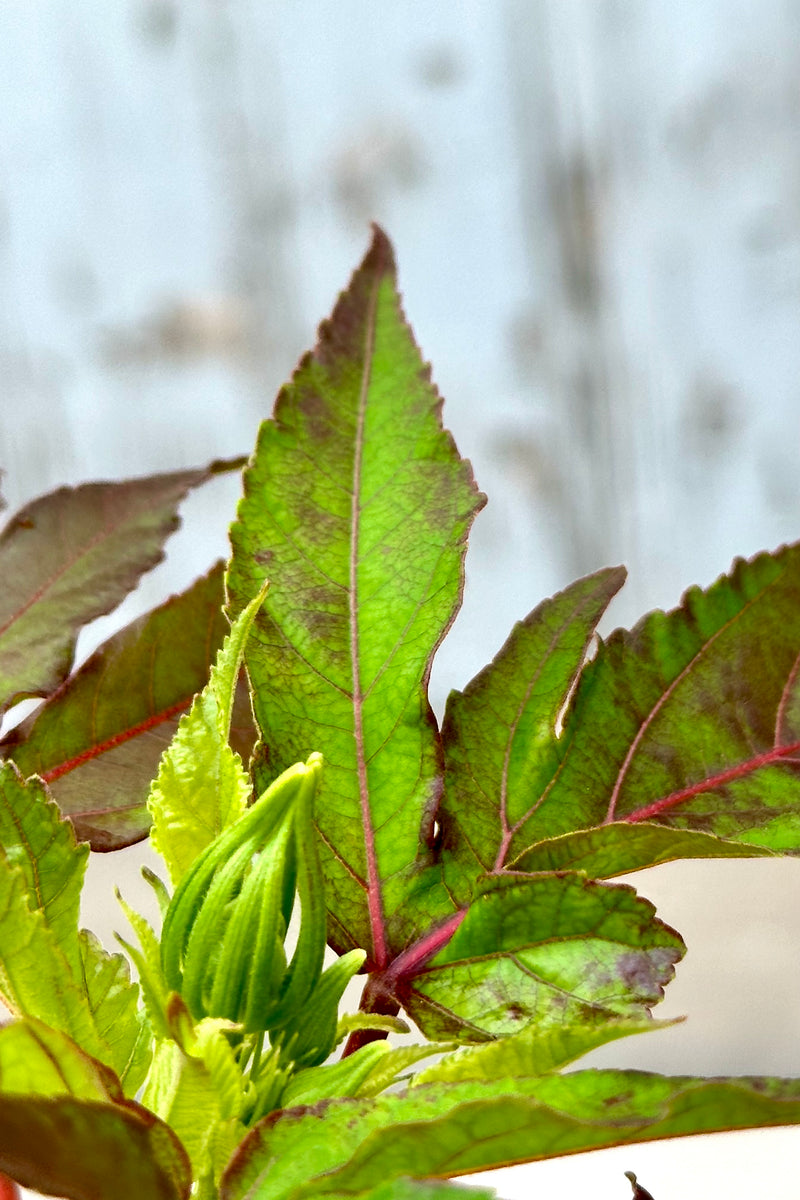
411,1015,677,1085
0,762,87,972
350,1042,457,1098
280,1043,393,1109
0,851,101,1049
0,1017,192,1199
311,1179,496,1200
0,1016,121,1100
398,877,682,1042
515,821,776,878
0,857,141,1083
115,886,172,1041
335,1013,410,1044
78,930,151,1097
221,1071,800,1200
439,568,625,892
281,1041,452,1109
142,1030,245,1191
227,226,485,967
459,544,800,871
2,564,256,850
0,764,149,1088
0,462,242,716
148,585,266,885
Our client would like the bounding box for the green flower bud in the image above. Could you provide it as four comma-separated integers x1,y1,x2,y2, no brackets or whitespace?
276,947,367,1069
160,754,325,1033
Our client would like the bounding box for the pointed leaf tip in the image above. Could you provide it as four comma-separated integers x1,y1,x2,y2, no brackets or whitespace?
364,224,396,274
228,226,485,964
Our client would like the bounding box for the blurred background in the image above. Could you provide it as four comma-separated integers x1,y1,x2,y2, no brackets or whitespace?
2,2,800,1197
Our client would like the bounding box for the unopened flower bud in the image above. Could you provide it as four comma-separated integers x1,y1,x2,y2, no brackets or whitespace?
160,754,325,1033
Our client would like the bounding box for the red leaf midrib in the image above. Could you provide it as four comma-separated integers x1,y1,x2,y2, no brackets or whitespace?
40,697,191,784
623,739,800,824
348,261,388,970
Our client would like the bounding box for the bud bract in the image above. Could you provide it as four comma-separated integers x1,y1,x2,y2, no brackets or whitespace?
276,947,366,1069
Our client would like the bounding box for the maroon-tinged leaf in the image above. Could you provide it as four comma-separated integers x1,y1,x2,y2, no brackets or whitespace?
2,565,256,849
0,1016,127,1104
0,1095,191,1200
0,459,243,717
0,1017,191,1199
438,568,625,896
514,822,775,878
220,1070,800,1200
227,226,485,966
625,1171,656,1200
530,543,800,850
440,545,800,886
396,876,682,1043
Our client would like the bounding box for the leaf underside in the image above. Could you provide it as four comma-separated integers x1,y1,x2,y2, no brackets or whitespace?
0,464,237,716
0,1095,191,1200
2,564,255,850
227,225,486,967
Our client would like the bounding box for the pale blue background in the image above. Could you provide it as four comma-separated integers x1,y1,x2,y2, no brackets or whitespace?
2,3,800,1197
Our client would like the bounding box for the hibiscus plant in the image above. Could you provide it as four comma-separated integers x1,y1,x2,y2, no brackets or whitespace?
1,227,799,1200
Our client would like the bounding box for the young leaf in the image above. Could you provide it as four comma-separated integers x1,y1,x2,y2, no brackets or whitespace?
2,563,255,850
0,762,88,973
220,1071,800,1200
348,1042,458,1099
227,226,486,967
280,1043,393,1109
78,930,152,1097
0,764,149,1089
0,461,242,716
0,1016,121,1100
142,1033,245,1192
0,850,103,1049
396,877,682,1042
0,862,140,1085
115,886,172,1041
148,585,266,884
